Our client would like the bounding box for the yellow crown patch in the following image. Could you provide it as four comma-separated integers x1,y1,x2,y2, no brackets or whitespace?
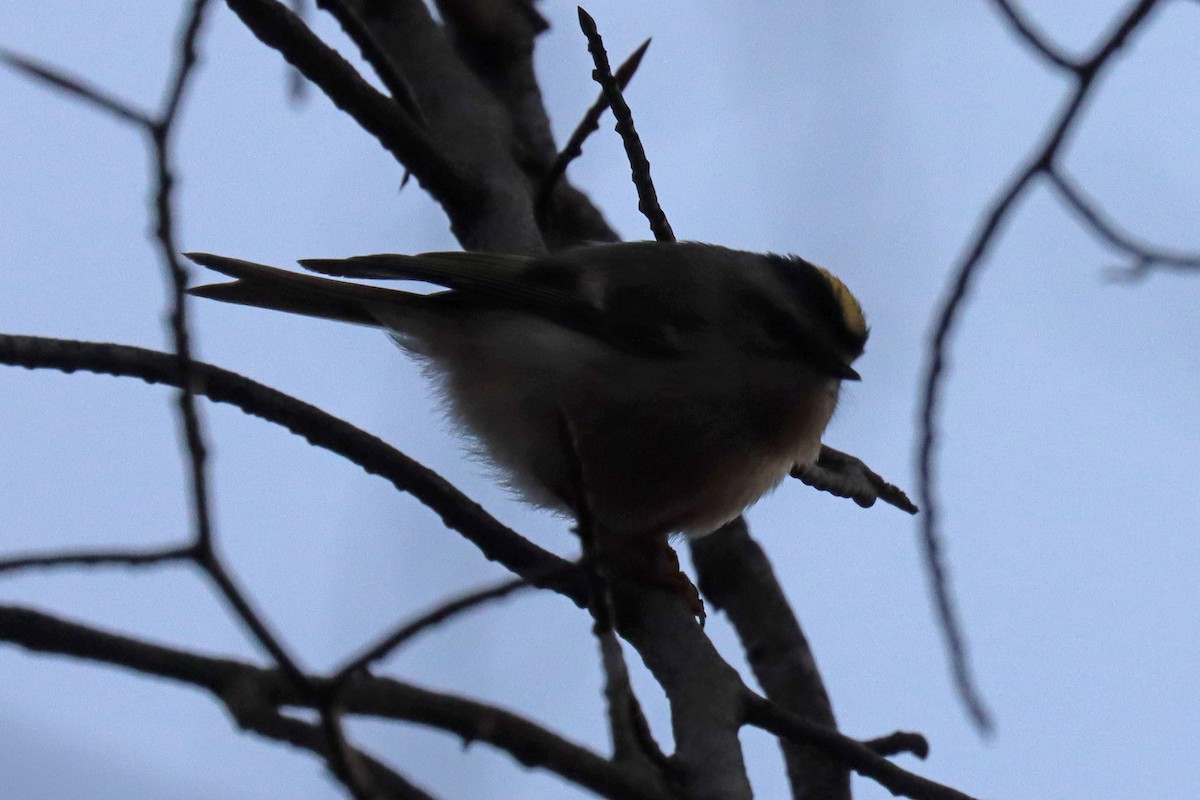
814,266,867,341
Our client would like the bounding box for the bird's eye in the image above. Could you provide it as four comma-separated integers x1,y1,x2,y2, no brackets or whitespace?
759,309,797,347
743,294,803,354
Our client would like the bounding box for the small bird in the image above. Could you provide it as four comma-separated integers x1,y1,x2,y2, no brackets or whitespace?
186,242,868,609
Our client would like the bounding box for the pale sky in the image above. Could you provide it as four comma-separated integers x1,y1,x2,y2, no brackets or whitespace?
2,2,1199,799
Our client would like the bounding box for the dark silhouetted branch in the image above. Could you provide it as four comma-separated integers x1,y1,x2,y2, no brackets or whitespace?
0,605,671,800
692,519,849,800
536,38,651,228
988,0,1076,69
0,545,194,575
576,8,673,242
919,0,1175,734
0,334,587,605
743,694,976,800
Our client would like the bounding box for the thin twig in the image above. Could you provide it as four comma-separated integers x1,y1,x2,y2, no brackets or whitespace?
1047,169,1200,276
743,693,977,800
224,0,469,199
287,0,310,101
334,575,531,681
0,50,153,126
150,0,216,558
863,731,930,760
315,695,377,800
919,0,1168,733
229,699,440,800
576,8,673,242
0,545,195,575
316,0,429,127
987,0,1076,70
198,553,312,690
536,38,651,227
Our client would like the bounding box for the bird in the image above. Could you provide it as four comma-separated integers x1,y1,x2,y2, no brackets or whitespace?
186,241,868,612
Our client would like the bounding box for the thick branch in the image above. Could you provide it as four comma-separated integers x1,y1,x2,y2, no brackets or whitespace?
692,519,849,800
296,0,546,252
610,583,753,800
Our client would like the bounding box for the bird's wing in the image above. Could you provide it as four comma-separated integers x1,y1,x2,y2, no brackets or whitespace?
300,249,699,357
189,249,690,357
298,252,584,313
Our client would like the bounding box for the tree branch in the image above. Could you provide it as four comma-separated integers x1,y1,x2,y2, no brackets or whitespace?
0,334,588,605
692,519,849,800
919,0,1172,733
576,8,673,242
743,693,977,800
0,605,671,800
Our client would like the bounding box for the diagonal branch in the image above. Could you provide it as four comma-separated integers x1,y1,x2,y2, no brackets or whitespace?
230,700,442,800
0,333,588,605
987,0,1076,70
742,693,977,800
576,8,673,242
334,575,532,681
224,0,473,209
0,50,152,126
536,38,651,229
1047,169,1200,277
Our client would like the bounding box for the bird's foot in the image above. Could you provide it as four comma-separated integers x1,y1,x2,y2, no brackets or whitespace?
603,534,706,624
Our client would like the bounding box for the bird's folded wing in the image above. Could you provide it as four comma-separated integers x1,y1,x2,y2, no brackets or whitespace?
298,252,581,312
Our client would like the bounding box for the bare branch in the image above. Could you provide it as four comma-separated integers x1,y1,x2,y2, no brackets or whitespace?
743,694,977,800
223,0,473,214
0,50,152,126
863,731,930,760
199,556,313,690
0,334,588,604
0,605,670,800
334,575,531,681
228,698,442,800
0,545,194,574
576,8,673,242
536,38,651,229
315,0,428,128
692,519,849,800
1047,170,1200,276
919,0,1169,733
160,0,213,125
148,0,217,561
275,0,547,252
987,0,1076,70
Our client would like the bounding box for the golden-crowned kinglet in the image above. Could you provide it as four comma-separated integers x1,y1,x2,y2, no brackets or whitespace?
187,241,867,546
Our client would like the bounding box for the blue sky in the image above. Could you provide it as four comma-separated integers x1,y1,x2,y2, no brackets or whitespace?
2,2,1199,798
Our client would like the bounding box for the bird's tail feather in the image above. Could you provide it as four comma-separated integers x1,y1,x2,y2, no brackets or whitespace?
186,252,423,327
